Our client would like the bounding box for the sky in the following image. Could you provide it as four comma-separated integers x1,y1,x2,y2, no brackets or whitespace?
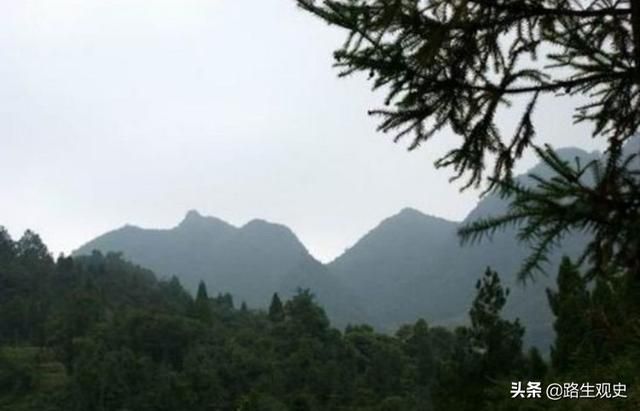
0,0,605,262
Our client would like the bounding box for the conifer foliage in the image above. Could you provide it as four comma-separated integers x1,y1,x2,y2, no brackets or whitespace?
546,257,590,372
297,0,640,187
459,144,640,281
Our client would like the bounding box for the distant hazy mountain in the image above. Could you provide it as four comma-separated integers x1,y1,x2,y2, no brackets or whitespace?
76,141,638,349
327,147,602,350
328,208,460,329
74,210,365,325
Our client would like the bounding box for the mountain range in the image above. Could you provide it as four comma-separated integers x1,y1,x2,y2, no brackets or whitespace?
75,143,638,349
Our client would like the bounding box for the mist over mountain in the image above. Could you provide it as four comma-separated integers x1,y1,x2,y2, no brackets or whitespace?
76,145,634,349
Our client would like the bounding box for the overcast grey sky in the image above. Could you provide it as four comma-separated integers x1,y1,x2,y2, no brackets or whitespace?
0,0,605,262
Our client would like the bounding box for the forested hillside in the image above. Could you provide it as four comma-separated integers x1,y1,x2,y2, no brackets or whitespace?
2,228,637,410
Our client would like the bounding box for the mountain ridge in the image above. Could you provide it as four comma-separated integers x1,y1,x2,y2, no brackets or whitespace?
74,142,639,349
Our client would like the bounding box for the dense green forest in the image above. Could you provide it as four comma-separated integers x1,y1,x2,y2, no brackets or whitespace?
1,227,637,410
3,0,640,409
